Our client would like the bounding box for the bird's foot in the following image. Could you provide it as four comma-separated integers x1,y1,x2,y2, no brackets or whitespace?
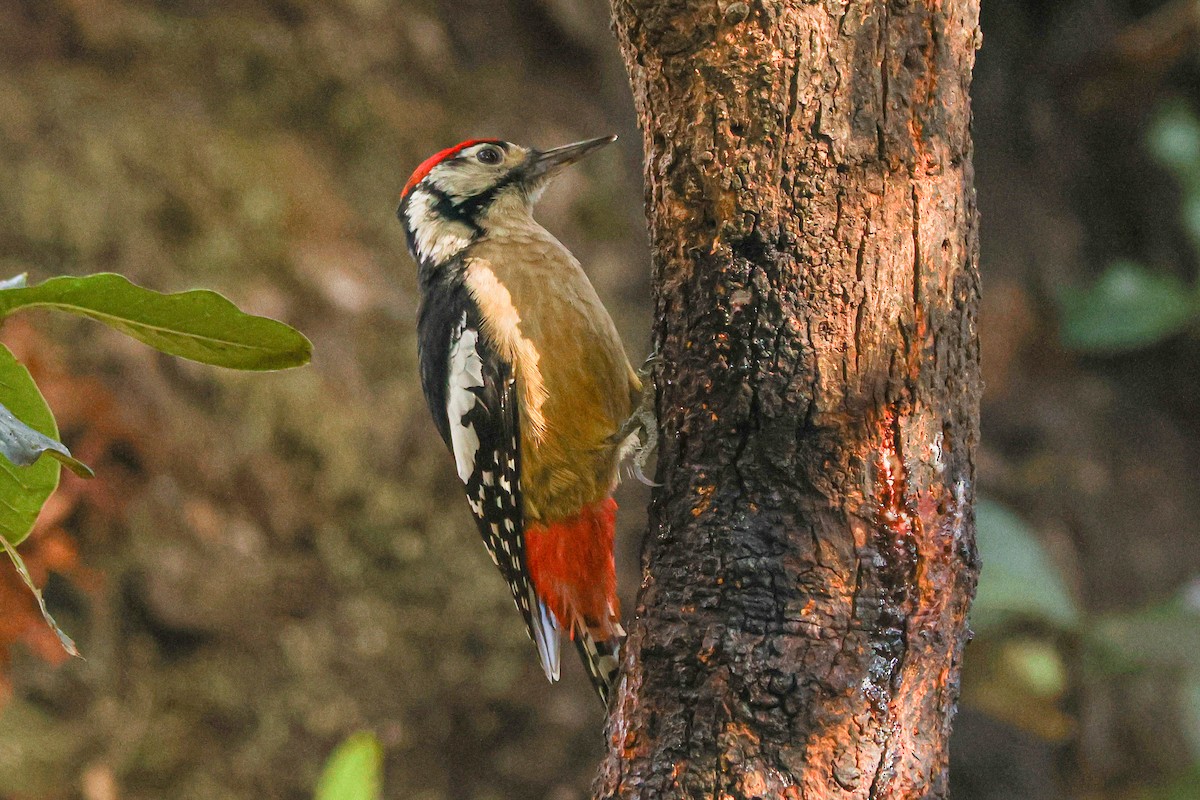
614,351,661,487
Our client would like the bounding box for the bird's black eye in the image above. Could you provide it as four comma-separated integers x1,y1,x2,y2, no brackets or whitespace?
476,147,502,165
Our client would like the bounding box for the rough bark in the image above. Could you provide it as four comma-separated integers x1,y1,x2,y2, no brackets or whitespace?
597,2,982,798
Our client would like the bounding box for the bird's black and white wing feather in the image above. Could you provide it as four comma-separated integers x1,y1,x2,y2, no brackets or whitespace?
417,280,561,681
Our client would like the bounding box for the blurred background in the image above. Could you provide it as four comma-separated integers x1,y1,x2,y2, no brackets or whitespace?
0,1,1197,798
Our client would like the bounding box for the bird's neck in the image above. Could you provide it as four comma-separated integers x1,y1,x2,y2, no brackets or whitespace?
478,194,544,240
406,186,550,272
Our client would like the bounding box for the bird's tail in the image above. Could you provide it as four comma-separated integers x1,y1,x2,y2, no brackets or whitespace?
573,621,625,707
526,497,624,705
529,589,561,683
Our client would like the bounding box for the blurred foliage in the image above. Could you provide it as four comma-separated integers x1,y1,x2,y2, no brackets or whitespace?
1137,765,1200,800
1148,101,1200,248
982,101,1200,788
315,732,382,800
970,496,1200,788
965,1,1200,795
1059,260,1197,353
1059,101,1200,353
1089,600,1200,675
963,635,1073,741
973,498,1081,633
1186,670,1200,762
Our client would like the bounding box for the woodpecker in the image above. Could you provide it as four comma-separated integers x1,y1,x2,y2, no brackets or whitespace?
397,136,641,705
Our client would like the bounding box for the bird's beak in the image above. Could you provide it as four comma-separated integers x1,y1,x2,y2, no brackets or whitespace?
524,135,617,185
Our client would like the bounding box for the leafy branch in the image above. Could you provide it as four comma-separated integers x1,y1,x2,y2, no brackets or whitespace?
1060,100,1200,353
0,271,311,654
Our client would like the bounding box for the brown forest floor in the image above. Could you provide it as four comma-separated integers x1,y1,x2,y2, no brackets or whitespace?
0,1,1197,799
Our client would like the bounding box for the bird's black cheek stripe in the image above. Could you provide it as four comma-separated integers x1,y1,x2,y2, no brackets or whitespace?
456,169,524,220
424,166,527,232
426,186,485,238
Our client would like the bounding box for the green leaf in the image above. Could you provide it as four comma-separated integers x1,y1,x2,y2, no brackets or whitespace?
972,498,1080,632
1184,671,1200,763
0,273,312,371
1059,261,1198,353
0,343,63,547
1000,638,1068,699
1091,601,1200,673
0,533,79,658
315,732,382,800
1148,100,1200,186
1136,765,1200,800
1182,193,1200,250
0,342,80,658
0,401,93,478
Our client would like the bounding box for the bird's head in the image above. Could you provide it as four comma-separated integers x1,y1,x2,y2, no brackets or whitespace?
397,135,616,268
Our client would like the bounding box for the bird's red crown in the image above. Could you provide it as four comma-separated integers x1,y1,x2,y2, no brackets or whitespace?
401,139,503,199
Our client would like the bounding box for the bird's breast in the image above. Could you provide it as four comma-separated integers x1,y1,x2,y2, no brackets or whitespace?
463,234,637,521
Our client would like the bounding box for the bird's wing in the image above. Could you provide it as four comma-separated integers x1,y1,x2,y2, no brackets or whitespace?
420,286,560,682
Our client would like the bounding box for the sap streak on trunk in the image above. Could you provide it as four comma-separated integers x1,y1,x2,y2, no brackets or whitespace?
597,1,982,798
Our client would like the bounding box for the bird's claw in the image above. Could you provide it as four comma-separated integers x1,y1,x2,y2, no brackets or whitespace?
636,351,663,382
625,407,660,487
615,350,661,487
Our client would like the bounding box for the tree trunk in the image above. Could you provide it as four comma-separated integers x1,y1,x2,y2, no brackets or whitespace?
597,2,982,798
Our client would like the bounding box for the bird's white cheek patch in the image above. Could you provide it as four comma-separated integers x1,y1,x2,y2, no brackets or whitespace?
447,317,485,484
406,188,473,264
